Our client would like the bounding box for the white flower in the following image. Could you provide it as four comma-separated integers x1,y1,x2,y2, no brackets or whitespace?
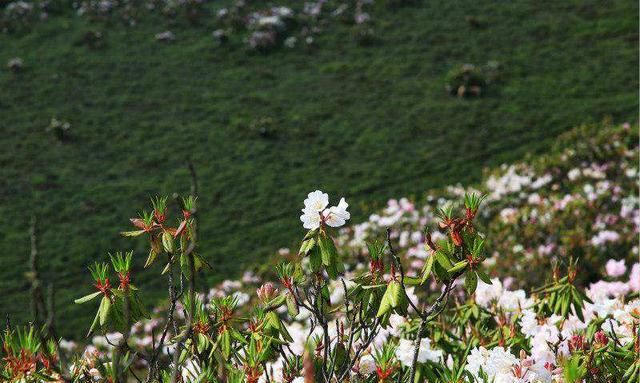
465,347,517,382
358,354,376,375
256,15,284,29
567,168,581,181
605,259,627,277
396,338,443,367
325,198,350,227
303,190,329,212
155,31,175,42
232,291,250,307
465,347,490,378
59,339,77,352
497,289,531,311
300,190,350,229
475,278,503,307
291,377,305,383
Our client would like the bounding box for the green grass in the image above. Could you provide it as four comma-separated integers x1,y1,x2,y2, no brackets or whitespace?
0,0,637,338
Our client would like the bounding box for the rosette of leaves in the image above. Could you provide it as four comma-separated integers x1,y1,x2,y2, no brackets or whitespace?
207,295,243,362
430,194,491,292
179,294,215,357
533,258,593,321
0,326,59,382
373,343,400,382
74,252,148,336
121,196,208,275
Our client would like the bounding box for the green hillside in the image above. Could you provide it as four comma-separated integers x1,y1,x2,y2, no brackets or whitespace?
0,0,637,337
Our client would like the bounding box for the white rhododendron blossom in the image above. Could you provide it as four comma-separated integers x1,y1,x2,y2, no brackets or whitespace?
396,338,443,367
300,190,350,229
465,347,519,382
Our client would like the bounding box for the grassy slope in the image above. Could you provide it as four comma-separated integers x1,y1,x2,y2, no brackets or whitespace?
0,0,637,337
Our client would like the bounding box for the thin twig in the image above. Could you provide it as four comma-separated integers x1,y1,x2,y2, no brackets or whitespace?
169,160,200,383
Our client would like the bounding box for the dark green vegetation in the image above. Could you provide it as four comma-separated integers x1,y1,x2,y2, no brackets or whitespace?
1,0,637,337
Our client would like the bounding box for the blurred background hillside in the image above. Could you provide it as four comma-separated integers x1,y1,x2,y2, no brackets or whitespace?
0,0,637,338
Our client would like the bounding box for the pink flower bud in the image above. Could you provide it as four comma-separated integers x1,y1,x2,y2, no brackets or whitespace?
568,334,586,352
594,330,608,346
257,282,278,303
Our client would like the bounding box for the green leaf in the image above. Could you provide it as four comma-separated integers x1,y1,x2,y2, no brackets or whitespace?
376,286,393,317
475,268,492,284
560,293,570,318
326,262,339,279
433,261,450,282
299,237,316,256
570,288,585,321
194,253,212,271
120,230,146,237
309,245,322,272
231,329,248,344
319,234,338,267
435,250,454,270
220,330,231,358
302,228,318,241
74,291,102,304
144,249,158,268
388,281,401,308
265,294,287,310
197,334,208,354
88,311,100,336
162,231,174,254
402,276,422,286
447,260,468,274
286,293,299,317
321,284,331,303
333,343,348,375
465,272,478,295
98,296,111,326
421,255,434,285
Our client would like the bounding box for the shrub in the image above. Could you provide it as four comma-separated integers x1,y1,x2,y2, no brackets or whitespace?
444,64,487,98
45,117,71,141
2,181,638,382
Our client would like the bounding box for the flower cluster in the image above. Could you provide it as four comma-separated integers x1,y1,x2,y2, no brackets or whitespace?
299,190,350,230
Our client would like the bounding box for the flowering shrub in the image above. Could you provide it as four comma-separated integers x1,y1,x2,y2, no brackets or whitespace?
2,0,379,52
7,57,23,72
2,164,639,383
2,0,39,31
335,123,638,288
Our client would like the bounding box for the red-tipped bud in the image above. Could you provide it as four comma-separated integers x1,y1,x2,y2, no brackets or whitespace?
94,278,112,297
153,209,166,224
117,272,130,290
